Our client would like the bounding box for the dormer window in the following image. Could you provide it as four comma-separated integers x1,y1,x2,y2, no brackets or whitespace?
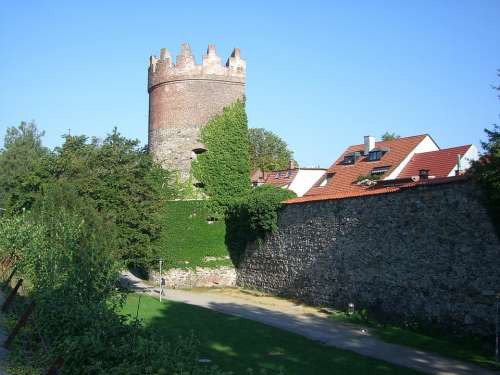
367,147,389,161
343,151,362,165
419,169,429,179
368,150,383,161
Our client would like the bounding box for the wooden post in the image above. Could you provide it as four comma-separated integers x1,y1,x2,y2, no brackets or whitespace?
2,278,23,312
2,267,16,291
0,258,11,279
45,357,64,375
4,302,35,349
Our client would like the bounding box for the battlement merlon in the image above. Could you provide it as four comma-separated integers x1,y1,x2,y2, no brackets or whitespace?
148,43,246,91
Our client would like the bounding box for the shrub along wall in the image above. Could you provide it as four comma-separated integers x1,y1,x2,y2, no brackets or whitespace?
160,200,231,269
237,179,500,337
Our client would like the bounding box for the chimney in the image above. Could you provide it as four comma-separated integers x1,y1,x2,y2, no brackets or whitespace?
455,154,462,176
288,159,297,170
364,136,375,155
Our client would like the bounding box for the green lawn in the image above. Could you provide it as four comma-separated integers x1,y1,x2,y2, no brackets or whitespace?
330,311,499,371
122,294,421,375
160,200,231,269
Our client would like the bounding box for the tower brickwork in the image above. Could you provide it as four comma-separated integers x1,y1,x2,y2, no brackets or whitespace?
148,43,246,180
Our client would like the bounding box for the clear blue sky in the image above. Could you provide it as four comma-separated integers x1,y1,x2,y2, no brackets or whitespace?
1,1,499,167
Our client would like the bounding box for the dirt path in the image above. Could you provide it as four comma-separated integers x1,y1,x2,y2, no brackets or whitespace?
121,271,497,375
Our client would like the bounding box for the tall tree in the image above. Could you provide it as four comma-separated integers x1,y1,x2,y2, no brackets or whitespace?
0,121,52,213
249,128,294,171
472,71,500,233
49,128,173,267
381,132,401,141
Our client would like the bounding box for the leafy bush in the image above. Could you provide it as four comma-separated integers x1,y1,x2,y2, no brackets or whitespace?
0,191,227,374
225,185,296,266
192,100,251,213
471,125,500,234
160,200,231,269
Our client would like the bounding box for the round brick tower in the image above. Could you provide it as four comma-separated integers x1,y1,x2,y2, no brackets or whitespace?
148,43,246,180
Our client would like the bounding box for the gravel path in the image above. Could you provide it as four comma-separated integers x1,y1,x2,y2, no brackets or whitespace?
121,271,498,375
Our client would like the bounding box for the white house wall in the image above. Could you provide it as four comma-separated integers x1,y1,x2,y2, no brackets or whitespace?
386,135,440,180
288,170,326,197
447,145,479,177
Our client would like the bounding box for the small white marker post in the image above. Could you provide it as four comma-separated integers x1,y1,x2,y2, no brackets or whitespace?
159,259,163,302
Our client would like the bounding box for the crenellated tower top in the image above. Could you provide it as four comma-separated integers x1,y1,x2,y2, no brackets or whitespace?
148,43,246,92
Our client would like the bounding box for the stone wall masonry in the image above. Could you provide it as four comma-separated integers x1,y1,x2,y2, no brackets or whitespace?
151,266,236,289
236,180,500,336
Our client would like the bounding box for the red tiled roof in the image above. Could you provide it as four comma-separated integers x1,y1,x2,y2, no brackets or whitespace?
250,169,270,183
305,134,429,196
264,169,299,187
285,175,469,204
399,145,471,178
250,168,298,187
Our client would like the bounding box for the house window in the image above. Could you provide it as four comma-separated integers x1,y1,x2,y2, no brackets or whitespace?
368,150,383,161
419,169,429,179
343,151,362,165
371,166,390,176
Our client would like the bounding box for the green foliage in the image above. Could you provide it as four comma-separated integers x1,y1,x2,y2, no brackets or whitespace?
225,185,296,266
381,132,400,141
249,128,294,171
0,194,226,375
0,123,173,267
471,73,500,234
192,100,251,212
472,125,500,233
0,121,52,213
48,128,173,267
355,173,381,183
160,200,231,269
330,310,499,371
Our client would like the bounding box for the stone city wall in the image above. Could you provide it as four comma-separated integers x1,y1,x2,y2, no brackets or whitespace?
151,266,236,289
237,179,500,336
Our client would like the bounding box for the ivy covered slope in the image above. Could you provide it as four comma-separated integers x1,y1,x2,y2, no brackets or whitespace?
192,99,251,211
159,200,231,269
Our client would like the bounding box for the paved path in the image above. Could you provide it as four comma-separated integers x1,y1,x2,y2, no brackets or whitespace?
122,271,498,375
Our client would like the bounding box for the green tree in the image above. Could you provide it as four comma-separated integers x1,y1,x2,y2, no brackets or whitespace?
49,128,173,267
249,127,294,171
192,100,251,211
381,132,401,141
472,71,500,234
0,121,52,213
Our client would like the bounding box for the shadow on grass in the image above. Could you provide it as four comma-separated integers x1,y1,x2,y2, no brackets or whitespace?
124,294,426,375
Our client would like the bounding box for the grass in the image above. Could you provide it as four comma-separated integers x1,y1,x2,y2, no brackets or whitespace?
330,310,499,371
122,293,422,375
160,200,232,269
